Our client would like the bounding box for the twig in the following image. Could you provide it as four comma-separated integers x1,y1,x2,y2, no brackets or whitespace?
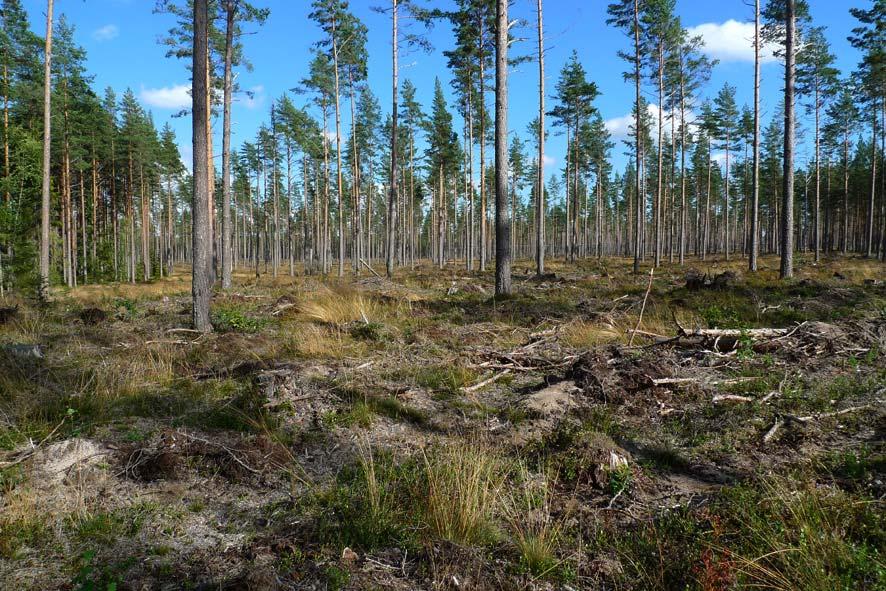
360,259,382,278
763,418,783,444
0,416,66,468
607,486,625,509
461,369,511,394
712,394,755,404
175,431,262,475
629,268,654,347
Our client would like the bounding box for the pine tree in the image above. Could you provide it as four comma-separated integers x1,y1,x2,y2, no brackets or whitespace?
219,0,268,288
848,1,884,258
192,0,212,331
493,0,509,296
607,0,645,273
797,26,838,262
641,0,678,267
549,51,599,263
714,83,738,260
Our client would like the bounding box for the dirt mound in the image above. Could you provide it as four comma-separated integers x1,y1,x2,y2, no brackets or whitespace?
568,349,673,403
31,437,111,484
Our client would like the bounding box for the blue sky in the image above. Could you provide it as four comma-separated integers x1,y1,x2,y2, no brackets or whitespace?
21,0,870,179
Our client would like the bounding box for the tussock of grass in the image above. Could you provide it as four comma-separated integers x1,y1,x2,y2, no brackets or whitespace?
505,465,562,577
300,287,381,326
422,443,503,545
562,319,622,347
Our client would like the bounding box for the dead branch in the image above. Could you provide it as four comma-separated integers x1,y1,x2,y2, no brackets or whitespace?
628,268,654,347
763,418,783,444
0,416,66,468
712,394,755,404
175,431,262,475
461,369,511,394
360,259,382,278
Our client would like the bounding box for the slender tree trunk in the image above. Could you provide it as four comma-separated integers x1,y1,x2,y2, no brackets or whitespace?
536,0,545,275
679,57,687,266
221,1,235,288
867,105,877,258
813,80,821,263
271,107,280,277
750,0,761,271
387,0,398,278
703,136,712,260
39,0,54,300
494,0,511,296
655,45,664,268
725,132,731,261
192,0,212,331
140,164,150,281
2,62,9,203
632,0,641,274
479,14,487,272
780,0,796,279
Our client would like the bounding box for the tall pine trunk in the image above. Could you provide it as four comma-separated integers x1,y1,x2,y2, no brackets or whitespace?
535,0,545,276
221,1,235,288
387,0,398,277
494,0,510,296
780,0,796,279
39,0,54,300
192,0,213,332
750,0,761,271
632,0,641,274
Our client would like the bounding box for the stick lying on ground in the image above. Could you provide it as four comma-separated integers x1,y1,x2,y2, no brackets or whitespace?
461,369,511,394
763,392,884,444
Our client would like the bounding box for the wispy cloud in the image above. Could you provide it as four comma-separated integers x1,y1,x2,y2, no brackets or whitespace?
686,20,777,64
140,84,191,110
239,85,266,110
92,24,119,42
605,104,699,141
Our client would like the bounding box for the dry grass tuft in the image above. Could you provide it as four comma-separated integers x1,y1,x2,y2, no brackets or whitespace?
422,442,503,545
299,287,382,326
505,465,563,577
562,319,622,348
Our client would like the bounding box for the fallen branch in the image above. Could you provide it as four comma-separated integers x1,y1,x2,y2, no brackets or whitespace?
712,394,755,404
176,431,262,475
794,402,880,423
763,397,883,444
360,258,382,278
651,376,762,387
0,416,66,469
461,369,511,394
628,268,654,347
271,303,295,316
687,328,790,339
763,418,783,444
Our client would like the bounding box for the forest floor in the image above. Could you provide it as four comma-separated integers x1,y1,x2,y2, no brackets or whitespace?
0,254,884,590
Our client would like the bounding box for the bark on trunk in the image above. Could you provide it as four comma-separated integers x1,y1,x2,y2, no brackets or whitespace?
192,0,213,331
494,0,511,296
780,0,795,279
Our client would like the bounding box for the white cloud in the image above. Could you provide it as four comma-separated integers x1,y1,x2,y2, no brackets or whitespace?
605,103,700,141
92,24,119,42
140,84,191,110
542,155,556,169
605,104,662,139
239,85,266,110
686,20,777,64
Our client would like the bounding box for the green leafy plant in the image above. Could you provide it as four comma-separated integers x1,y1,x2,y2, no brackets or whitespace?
72,550,129,591
211,306,267,333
